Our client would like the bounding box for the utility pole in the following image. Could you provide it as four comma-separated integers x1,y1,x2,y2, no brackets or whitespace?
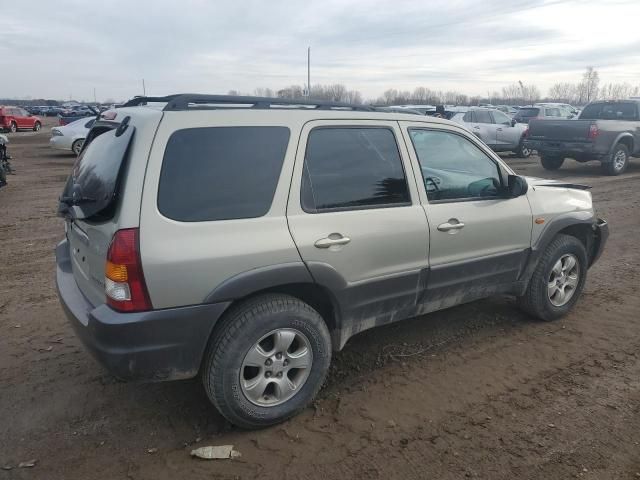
307,47,311,97
142,79,146,96
93,87,97,104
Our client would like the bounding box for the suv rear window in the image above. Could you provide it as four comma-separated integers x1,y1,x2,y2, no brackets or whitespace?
301,127,410,212
158,127,290,222
580,103,638,120
59,123,135,220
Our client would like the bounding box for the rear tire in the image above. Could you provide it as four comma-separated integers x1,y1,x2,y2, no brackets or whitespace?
33,122,41,132
601,143,629,176
540,154,564,170
517,234,587,321
72,139,83,156
516,141,532,158
202,294,332,429
9,122,17,133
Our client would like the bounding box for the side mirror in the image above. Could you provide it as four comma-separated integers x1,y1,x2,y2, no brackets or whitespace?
507,175,528,197
511,118,517,127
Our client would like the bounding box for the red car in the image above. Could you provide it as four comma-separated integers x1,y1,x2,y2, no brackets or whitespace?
0,106,42,133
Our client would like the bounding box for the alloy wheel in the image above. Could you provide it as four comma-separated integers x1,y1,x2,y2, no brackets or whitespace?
240,328,313,407
547,253,580,307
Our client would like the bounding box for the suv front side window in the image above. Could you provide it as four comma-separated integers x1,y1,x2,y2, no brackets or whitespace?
301,127,410,212
409,129,503,202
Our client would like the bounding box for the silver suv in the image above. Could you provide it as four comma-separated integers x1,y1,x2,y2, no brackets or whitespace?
56,94,608,429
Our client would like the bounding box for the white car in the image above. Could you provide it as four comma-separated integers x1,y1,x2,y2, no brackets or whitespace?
49,117,95,155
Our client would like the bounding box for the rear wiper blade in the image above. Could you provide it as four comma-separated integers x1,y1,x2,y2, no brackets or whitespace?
59,195,98,206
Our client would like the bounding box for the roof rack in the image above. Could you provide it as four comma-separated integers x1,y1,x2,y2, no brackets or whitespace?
121,94,375,112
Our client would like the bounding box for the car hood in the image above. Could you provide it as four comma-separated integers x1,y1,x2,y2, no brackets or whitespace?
523,176,591,190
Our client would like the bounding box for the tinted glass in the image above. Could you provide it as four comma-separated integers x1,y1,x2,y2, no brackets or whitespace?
301,128,410,212
492,111,512,124
474,110,493,123
545,108,562,117
84,119,95,129
60,124,135,220
158,127,289,222
517,108,539,117
462,112,473,122
409,129,501,202
580,102,638,120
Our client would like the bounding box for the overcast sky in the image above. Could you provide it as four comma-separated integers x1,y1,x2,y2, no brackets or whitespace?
1,0,639,101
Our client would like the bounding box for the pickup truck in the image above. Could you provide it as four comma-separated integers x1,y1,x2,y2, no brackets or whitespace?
524,100,640,175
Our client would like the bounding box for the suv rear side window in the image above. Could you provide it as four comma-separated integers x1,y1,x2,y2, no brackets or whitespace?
301,127,410,212
158,126,290,222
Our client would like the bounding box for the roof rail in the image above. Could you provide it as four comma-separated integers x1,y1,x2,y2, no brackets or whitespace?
122,94,374,112
120,95,182,108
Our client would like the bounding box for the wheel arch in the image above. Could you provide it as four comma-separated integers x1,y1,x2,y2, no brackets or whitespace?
203,263,344,351
609,133,633,156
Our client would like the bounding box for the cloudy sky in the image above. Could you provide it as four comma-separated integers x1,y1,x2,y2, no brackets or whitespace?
1,0,639,101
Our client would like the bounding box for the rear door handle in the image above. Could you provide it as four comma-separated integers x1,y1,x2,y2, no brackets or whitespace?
437,220,465,233
497,128,503,131
314,234,351,248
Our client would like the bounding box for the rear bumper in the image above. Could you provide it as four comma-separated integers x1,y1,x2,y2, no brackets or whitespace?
49,136,72,151
55,239,230,381
590,218,609,266
524,139,603,159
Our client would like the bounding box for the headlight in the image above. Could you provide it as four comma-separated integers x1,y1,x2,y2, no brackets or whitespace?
51,129,63,136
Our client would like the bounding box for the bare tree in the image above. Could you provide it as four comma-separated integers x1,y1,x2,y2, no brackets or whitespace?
578,66,600,104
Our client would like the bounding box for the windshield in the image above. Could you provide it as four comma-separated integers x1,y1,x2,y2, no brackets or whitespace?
58,122,134,220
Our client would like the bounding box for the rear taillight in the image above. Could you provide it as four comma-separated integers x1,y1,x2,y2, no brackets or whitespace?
523,127,529,138
588,124,599,139
105,228,152,312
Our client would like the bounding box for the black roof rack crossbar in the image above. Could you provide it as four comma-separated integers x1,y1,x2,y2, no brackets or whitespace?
119,94,374,112
120,94,182,108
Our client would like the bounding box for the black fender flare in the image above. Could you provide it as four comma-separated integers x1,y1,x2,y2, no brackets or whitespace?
204,262,315,303
607,133,634,157
519,211,596,287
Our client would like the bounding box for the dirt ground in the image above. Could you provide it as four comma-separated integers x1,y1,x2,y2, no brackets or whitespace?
1,120,639,480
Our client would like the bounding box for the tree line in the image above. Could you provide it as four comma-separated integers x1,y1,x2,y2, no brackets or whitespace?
243,67,639,107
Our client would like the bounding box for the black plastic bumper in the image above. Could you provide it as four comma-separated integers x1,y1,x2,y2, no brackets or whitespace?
55,239,230,381
524,140,603,159
590,218,609,266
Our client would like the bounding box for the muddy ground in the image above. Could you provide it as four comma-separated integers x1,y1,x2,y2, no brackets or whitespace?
1,120,639,479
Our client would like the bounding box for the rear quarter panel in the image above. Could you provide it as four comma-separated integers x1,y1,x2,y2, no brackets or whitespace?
139,111,305,309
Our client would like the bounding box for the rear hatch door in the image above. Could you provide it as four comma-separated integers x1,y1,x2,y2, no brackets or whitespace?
60,122,135,306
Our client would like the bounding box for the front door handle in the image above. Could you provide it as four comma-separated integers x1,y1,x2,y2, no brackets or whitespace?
314,234,351,249
437,219,465,233
497,128,503,131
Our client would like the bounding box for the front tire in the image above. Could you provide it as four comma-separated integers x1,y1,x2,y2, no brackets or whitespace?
517,234,587,321
601,143,629,176
540,154,564,171
516,141,532,158
202,294,332,429
33,122,41,132
9,122,17,133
